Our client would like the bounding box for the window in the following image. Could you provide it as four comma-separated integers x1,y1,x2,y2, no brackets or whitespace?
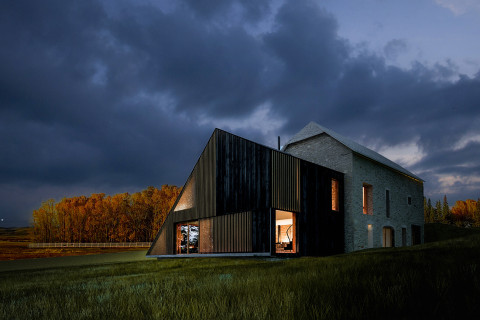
331,179,339,211
407,196,412,205
402,228,407,246
363,183,373,215
385,189,390,218
275,210,296,253
176,221,199,254
367,224,373,248
383,227,395,247
175,176,195,211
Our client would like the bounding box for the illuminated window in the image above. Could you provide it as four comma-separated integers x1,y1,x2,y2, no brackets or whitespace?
331,179,339,211
363,183,373,215
275,210,296,254
367,224,373,248
174,176,195,211
176,221,199,254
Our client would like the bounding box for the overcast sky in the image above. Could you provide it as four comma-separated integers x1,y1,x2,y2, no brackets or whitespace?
1,0,479,226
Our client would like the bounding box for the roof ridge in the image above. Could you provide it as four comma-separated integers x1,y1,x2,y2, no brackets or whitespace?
283,122,422,181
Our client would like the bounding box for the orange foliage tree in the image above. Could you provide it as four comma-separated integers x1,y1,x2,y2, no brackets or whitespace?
32,185,181,242
451,199,480,227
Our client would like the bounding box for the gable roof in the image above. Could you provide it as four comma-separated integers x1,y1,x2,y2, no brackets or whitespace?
283,122,423,181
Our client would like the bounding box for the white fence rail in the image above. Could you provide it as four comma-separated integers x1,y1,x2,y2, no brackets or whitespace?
28,242,152,248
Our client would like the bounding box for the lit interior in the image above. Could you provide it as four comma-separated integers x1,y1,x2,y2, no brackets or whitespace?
275,210,296,253
332,179,339,211
176,221,199,254
174,176,195,211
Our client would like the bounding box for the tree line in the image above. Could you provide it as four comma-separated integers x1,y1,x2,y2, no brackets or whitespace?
424,195,480,227
32,185,181,243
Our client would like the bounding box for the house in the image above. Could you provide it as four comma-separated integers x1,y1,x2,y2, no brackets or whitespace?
147,123,423,258
282,122,424,252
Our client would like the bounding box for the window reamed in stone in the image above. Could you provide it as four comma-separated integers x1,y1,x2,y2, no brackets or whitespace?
363,183,373,215
385,189,390,218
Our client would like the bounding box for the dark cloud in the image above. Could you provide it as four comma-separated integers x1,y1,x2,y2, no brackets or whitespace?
1,0,480,226
180,0,271,22
384,39,407,61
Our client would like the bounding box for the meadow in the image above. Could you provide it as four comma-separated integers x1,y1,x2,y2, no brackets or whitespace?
1,224,480,319
0,227,145,261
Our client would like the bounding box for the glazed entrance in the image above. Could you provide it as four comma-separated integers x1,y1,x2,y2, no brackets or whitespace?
275,210,296,254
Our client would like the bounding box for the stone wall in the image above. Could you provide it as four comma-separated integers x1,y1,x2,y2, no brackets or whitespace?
352,154,424,250
284,133,424,253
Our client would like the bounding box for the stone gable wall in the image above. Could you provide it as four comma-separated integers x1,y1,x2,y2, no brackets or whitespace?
284,133,424,253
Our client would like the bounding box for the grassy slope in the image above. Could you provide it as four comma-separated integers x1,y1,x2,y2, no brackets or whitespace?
1,224,480,319
424,223,480,242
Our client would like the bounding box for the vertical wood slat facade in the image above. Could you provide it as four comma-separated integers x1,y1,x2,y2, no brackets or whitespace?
148,128,345,257
212,211,252,253
272,151,300,212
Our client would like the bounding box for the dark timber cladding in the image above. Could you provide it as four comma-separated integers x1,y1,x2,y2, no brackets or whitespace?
215,130,271,252
148,128,346,257
215,129,271,214
298,160,344,256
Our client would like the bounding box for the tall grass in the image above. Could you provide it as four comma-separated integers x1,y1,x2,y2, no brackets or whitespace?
1,229,480,319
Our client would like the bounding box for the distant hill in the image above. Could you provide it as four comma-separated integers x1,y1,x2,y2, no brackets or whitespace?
0,227,33,242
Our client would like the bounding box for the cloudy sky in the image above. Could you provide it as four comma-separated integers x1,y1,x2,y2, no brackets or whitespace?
1,0,479,226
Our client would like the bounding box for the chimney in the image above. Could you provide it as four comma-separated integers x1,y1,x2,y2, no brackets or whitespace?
278,136,281,150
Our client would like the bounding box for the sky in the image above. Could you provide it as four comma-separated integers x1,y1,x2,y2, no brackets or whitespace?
1,0,480,227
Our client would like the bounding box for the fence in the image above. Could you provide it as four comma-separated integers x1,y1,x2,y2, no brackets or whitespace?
28,242,152,248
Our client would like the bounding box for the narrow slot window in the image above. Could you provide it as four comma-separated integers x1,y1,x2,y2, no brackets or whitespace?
386,190,390,218
331,179,339,211
363,183,373,215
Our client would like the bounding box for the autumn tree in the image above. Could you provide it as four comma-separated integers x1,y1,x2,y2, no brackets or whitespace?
32,186,181,242
33,199,57,242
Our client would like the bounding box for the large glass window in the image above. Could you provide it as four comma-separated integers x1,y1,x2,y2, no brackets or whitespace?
275,210,296,254
331,179,339,211
176,221,199,254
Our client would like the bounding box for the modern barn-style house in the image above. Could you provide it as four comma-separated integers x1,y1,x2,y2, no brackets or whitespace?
147,122,423,258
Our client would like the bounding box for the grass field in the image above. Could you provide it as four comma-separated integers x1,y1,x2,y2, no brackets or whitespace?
1,224,480,319
0,227,146,261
